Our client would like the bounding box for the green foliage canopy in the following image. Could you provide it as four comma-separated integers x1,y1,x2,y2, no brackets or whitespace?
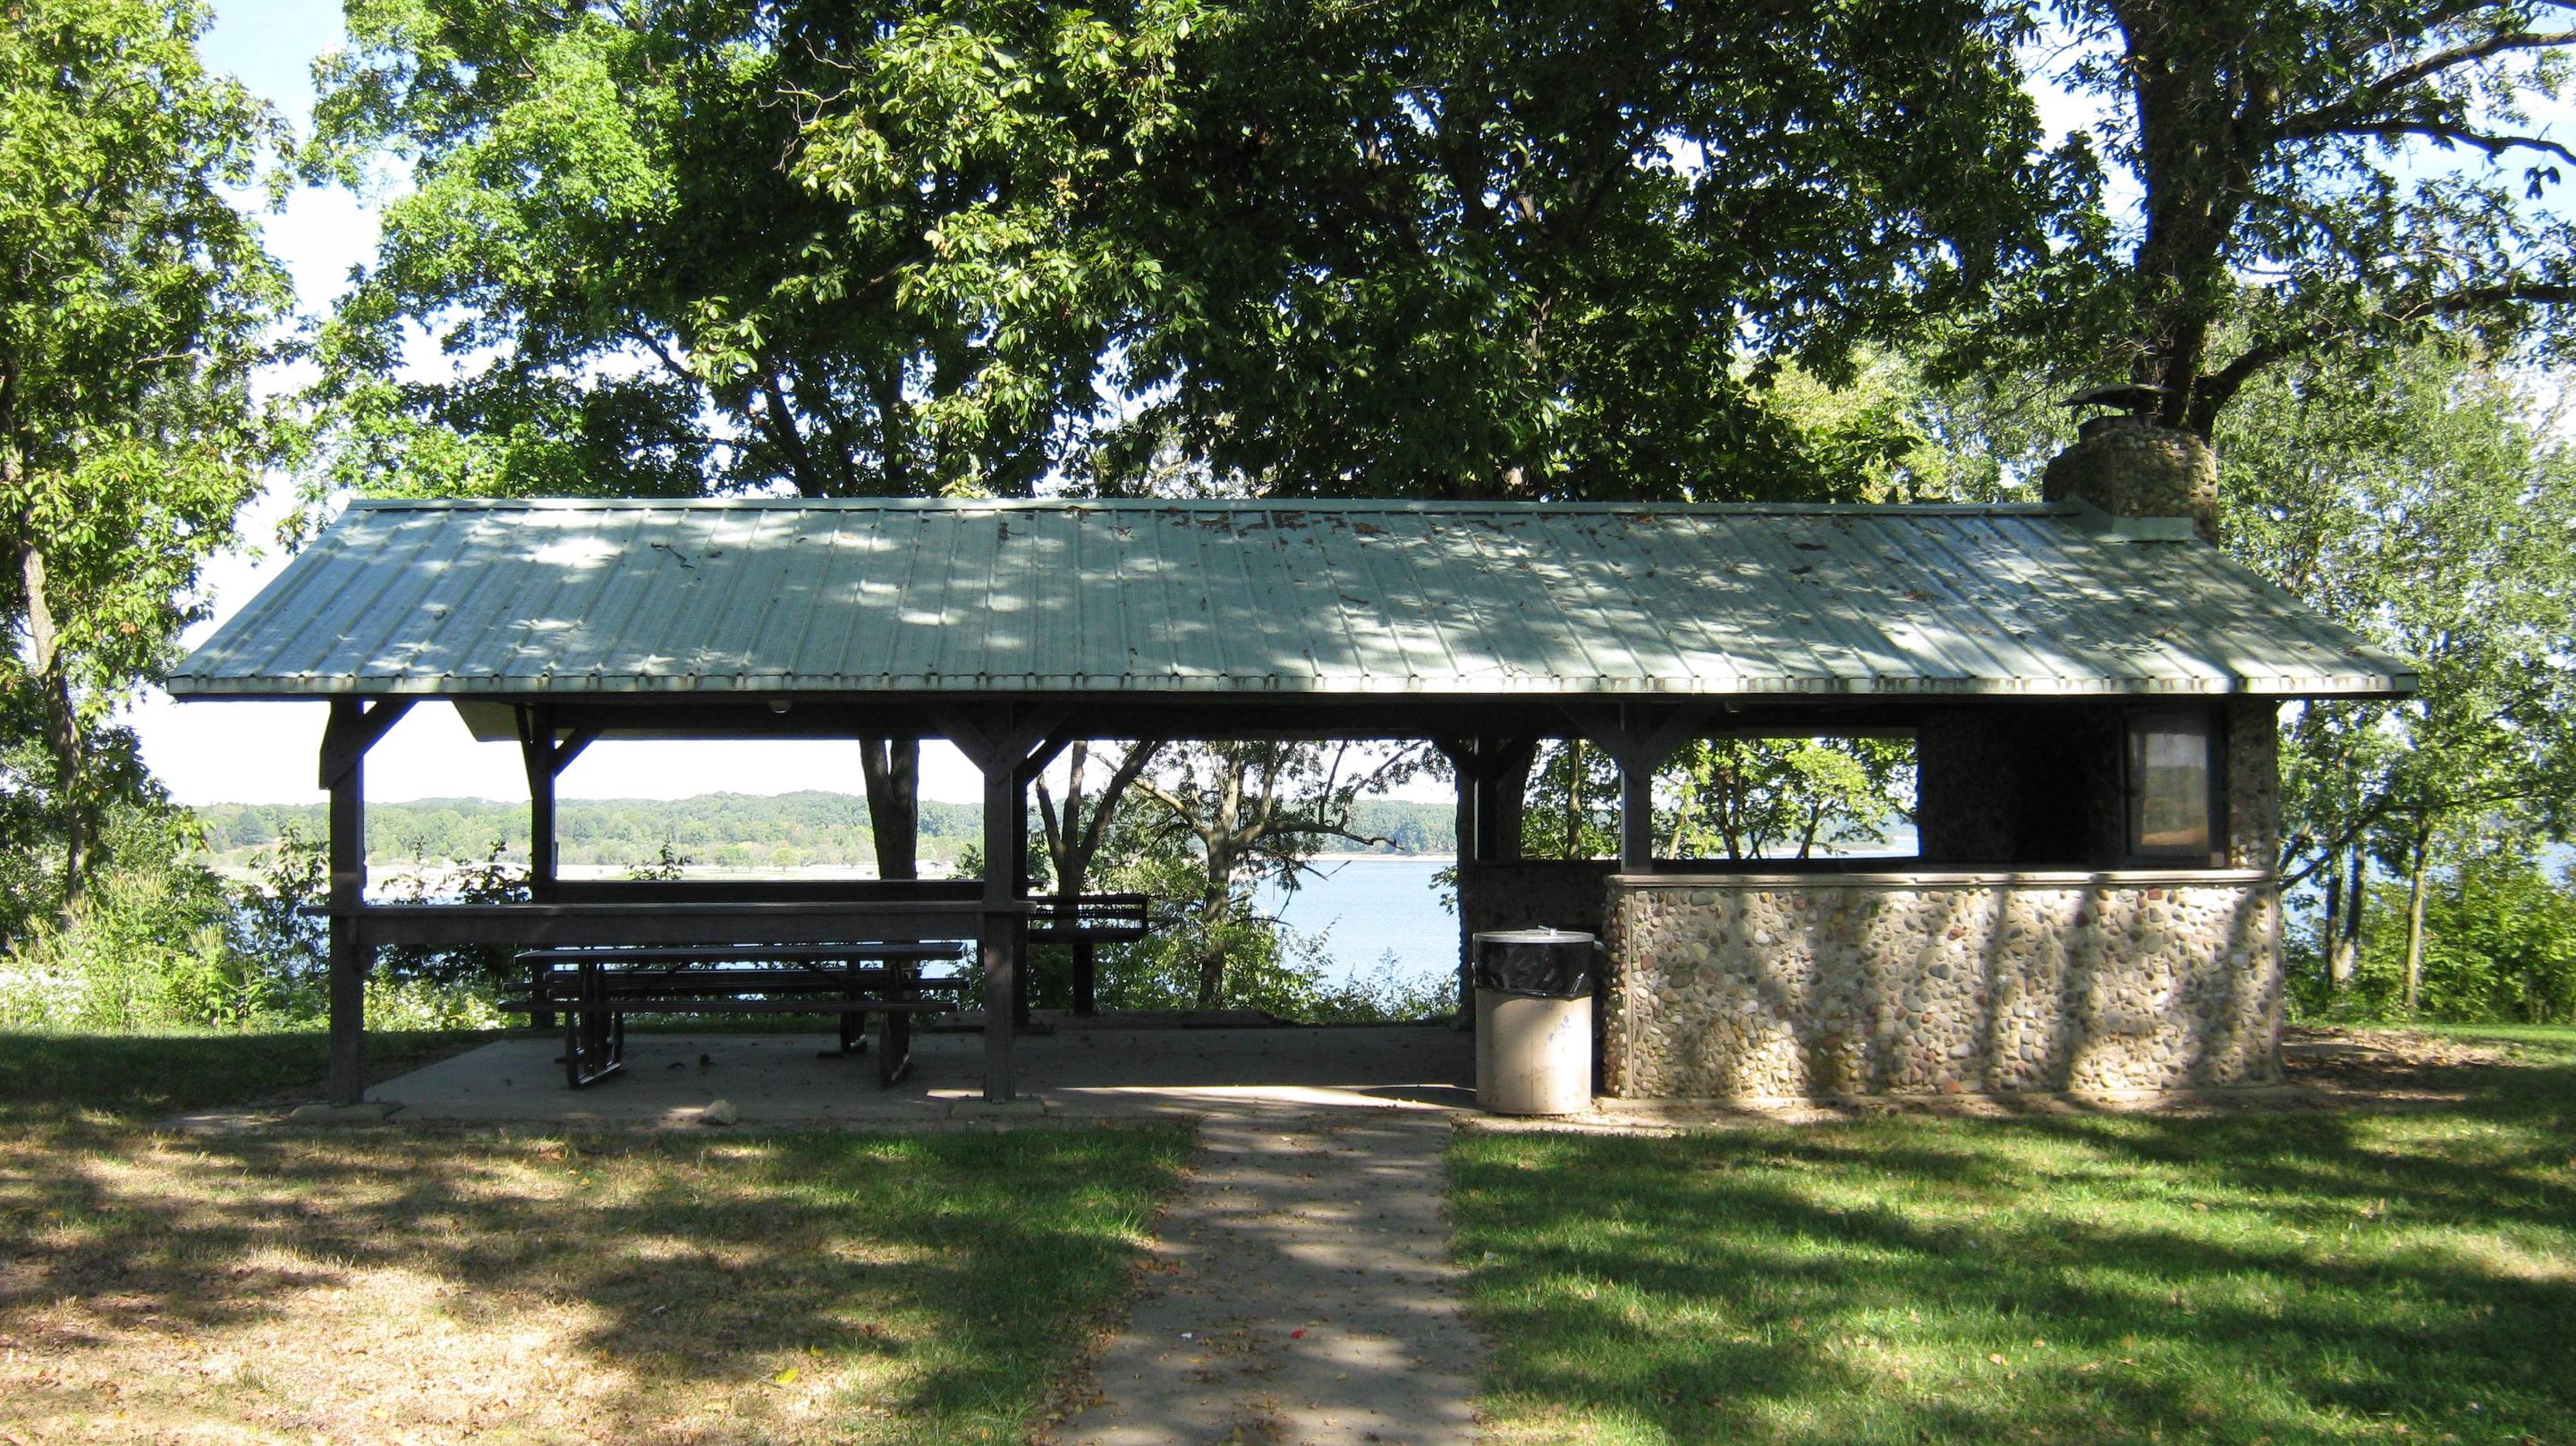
308,0,2058,506
1095,0,2054,500
306,0,1208,502
1987,0,2576,434
2224,342,2576,879
0,0,291,910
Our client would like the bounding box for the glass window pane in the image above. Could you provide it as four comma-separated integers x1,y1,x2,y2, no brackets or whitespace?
2130,714,2212,855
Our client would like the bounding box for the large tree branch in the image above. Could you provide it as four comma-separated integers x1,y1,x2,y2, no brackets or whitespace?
1078,741,1159,861
622,326,696,389
2276,30,2576,138
754,363,826,497
2275,119,2576,165
1131,773,1227,861
2404,280,2576,314
2355,28,2576,102
2196,281,2576,423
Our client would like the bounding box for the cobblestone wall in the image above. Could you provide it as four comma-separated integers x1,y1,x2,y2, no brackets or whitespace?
2041,415,2221,541
2225,699,2281,869
1600,872,2283,1099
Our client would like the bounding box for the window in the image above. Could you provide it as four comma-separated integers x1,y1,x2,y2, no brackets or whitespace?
2126,708,2215,858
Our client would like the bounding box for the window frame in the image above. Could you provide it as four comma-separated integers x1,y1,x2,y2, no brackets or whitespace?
2123,705,2223,865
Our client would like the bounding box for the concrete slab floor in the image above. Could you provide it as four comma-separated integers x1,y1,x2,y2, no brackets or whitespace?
188,1021,1479,1129
1049,1117,1484,1446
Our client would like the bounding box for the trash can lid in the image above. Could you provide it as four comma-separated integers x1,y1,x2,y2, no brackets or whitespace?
1470,928,1597,945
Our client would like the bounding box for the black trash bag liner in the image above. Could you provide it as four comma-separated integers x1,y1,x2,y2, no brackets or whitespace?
1471,929,1597,999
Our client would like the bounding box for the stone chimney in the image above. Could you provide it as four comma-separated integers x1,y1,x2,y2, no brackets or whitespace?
2039,414,2219,543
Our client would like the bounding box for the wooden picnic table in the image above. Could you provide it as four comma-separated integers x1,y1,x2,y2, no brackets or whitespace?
508,942,970,1089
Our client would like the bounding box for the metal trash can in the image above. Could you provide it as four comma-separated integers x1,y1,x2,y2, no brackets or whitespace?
1472,928,1597,1115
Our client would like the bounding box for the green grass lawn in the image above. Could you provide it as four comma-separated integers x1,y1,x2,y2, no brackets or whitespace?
0,1028,1191,1445
1453,1027,2576,1446
0,1025,506,1125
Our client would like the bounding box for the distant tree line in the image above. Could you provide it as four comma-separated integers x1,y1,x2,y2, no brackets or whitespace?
189,792,1460,873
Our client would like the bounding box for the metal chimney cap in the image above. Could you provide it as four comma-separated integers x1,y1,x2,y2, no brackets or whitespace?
2061,383,2171,414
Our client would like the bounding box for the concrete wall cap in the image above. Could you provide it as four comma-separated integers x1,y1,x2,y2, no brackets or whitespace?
1607,868,2276,889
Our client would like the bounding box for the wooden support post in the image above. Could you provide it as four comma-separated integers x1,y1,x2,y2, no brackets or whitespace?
1470,769,1504,862
516,710,595,1031
936,705,1072,1104
979,761,1021,1097
1436,733,1540,1025
1559,705,1717,876
318,697,411,1107
1071,940,1097,1017
1620,765,1655,873
1494,738,1538,862
1008,765,1035,1028
327,728,367,1106
518,707,559,902
1450,751,1479,1021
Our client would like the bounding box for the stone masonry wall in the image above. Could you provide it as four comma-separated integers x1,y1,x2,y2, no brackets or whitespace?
2225,698,2281,869
1600,873,2283,1099
2041,415,2221,542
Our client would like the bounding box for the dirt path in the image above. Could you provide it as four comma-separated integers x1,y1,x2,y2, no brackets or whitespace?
1051,1116,1484,1446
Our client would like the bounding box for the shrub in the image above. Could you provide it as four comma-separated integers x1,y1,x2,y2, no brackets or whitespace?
2309,856,2576,1024
362,973,509,1031
0,808,277,1030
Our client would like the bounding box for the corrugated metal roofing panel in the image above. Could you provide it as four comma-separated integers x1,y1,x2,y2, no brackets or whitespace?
166,497,2419,700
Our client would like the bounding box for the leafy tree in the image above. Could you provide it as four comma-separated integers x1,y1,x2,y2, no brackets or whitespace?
1995,0,2576,434
306,0,1208,859
0,0,290,909
1518,739,1622,860
1089,811,1450,1020
2224,340,2576,1008
305,0,1187,502
1097,0,2053,500
2318,853,2576,1022
1662,737,1917,861
1131,741,1421,1004
1034,740,1163,901
0,806,273,1031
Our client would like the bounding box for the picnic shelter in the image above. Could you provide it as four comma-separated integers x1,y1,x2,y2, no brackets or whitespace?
166,418,2416,1109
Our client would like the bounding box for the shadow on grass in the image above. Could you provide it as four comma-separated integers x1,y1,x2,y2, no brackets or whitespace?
1455,1056,2576,1445
0,1027,502,1124
0,1037,1193,1444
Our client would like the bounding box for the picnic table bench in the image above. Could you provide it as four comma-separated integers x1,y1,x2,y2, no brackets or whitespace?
506,942,970,1088
1024,892,1150,1018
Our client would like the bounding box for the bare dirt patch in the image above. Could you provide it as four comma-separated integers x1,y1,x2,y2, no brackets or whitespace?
2279,1024,2523,1106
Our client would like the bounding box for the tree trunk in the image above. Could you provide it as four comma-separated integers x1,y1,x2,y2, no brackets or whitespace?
2113,0,2264,432
1037,740,1158,900
1034,741,1158,1014
859,738,919,880
17,540,86,903
1562,738,1585,858
2321,857,2344,989
1194,848,1233,1010
1494,743,1533,859
2402,831,2432,1015
2327,841,2364,993
1796,801,1826,861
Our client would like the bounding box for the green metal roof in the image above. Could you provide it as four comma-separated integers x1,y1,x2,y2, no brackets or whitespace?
165,496,2418,701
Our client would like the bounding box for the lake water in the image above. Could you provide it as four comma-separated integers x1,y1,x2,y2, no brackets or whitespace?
1252,858,1456,988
